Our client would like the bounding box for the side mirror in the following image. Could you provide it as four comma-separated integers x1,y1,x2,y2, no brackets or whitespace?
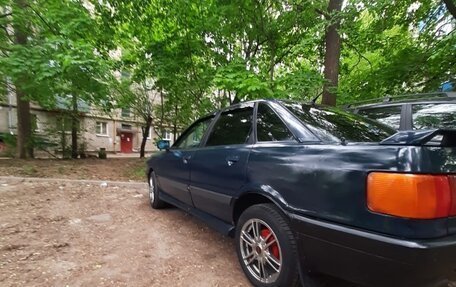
157,139,170,150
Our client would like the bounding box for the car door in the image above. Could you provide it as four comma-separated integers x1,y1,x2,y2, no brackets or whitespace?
189,103,254,222
155,116,214,206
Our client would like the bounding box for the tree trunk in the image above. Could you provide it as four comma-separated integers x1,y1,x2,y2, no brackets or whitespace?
139,116,152,158
159,90,164,134
60,118,67,159
443,0,456,19
71,95,78,159
173,104,178,142
322,0,343,106
228,91,233,105
269,42,275,88
13,0,32,158
15,90,32,158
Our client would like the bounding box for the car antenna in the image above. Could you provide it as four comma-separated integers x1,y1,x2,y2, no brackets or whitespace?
311,91,323,105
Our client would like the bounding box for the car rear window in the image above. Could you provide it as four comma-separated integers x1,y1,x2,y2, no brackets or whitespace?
205,104,254,146
357,106,402,130
282,102,395,142
256,103,296,142
412,103,456,130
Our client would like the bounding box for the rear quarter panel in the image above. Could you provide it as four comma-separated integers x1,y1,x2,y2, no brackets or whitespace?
247,143,456,239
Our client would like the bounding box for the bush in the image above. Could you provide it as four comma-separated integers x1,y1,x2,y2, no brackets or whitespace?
98,148,107,159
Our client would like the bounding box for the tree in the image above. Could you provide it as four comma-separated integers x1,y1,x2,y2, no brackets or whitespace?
12,0,33,158
1,0,118,158
120,80,157,158
338,0,455,104
322,0,343,106
95,0,455,120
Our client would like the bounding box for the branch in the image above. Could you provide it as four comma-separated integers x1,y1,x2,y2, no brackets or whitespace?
315,8,329,19
345,42,373,71
292,1,329,19
0,12,12,18
25,4,60,36
2,25,15,43
270,45,293,71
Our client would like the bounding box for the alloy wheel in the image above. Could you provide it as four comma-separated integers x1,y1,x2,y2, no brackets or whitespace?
149,176,155,204
239,218,282,284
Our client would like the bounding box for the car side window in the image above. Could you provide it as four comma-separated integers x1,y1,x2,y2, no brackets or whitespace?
358,106,402,130
412,103,456,130
205,104,254,146
174,117,213,149
257,103,295,142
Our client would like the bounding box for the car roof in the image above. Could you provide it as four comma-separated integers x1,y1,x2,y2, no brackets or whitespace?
203,99,279,117
345,92,456,109
221,99,327,111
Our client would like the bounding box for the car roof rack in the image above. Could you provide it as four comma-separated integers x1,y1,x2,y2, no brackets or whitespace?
344,92,456,109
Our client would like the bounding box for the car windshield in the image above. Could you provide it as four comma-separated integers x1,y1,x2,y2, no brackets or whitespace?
281,102,396,142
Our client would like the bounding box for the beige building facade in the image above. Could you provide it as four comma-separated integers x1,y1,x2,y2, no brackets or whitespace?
0,94,175,156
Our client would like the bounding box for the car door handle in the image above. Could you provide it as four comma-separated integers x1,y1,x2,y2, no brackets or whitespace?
183,155,191,164
226,155,239,166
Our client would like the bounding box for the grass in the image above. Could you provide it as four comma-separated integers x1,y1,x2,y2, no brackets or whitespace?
22,164,38,176
127,159,147,181
0,158,148,181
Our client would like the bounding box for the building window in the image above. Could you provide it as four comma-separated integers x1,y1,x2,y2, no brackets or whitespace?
162,130,172,140
121,124,132,130
96,122,108,135
57,116,72,132
121,108,131,117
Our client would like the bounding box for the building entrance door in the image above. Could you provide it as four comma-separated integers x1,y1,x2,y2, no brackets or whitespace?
120,132,133,153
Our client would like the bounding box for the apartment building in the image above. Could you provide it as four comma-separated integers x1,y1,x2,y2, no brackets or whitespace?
0,91,175,156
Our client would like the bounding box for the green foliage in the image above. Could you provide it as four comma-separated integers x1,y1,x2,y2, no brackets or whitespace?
338,0,455,104
99,0,454,114
0,0,119,110
213,61,273,101
1,0,454,140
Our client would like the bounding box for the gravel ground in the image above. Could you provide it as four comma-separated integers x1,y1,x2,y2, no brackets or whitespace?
0,178,249,287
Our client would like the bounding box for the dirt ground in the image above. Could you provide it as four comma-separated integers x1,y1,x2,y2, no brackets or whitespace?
0,177,249,287
1,159,455,287
0,158,147,181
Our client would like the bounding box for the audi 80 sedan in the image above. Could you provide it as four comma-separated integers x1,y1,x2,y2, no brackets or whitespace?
146,99,456,287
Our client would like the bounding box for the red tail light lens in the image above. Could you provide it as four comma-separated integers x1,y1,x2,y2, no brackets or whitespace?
367,173,456,219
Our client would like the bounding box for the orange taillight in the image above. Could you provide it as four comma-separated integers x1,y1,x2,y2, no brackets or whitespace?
367,173,456,219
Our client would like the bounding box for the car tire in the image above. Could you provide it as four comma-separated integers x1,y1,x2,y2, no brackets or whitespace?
148,171,166,209
235,203,301,287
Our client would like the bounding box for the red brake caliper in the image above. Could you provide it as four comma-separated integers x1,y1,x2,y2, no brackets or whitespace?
261,228,280,260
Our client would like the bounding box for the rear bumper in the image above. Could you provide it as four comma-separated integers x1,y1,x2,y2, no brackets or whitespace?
290,214,456,287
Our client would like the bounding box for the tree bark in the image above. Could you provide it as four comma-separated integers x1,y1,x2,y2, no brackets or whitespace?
60,117,67,159
71,95,78,159
443,0,456,19
159,90,164,134
13,0,32,158
139,116,152,158
173,104,178,142
322,0,343,106
15,89,32,158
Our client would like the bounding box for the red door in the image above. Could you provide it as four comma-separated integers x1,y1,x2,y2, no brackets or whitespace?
120,132,133,153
